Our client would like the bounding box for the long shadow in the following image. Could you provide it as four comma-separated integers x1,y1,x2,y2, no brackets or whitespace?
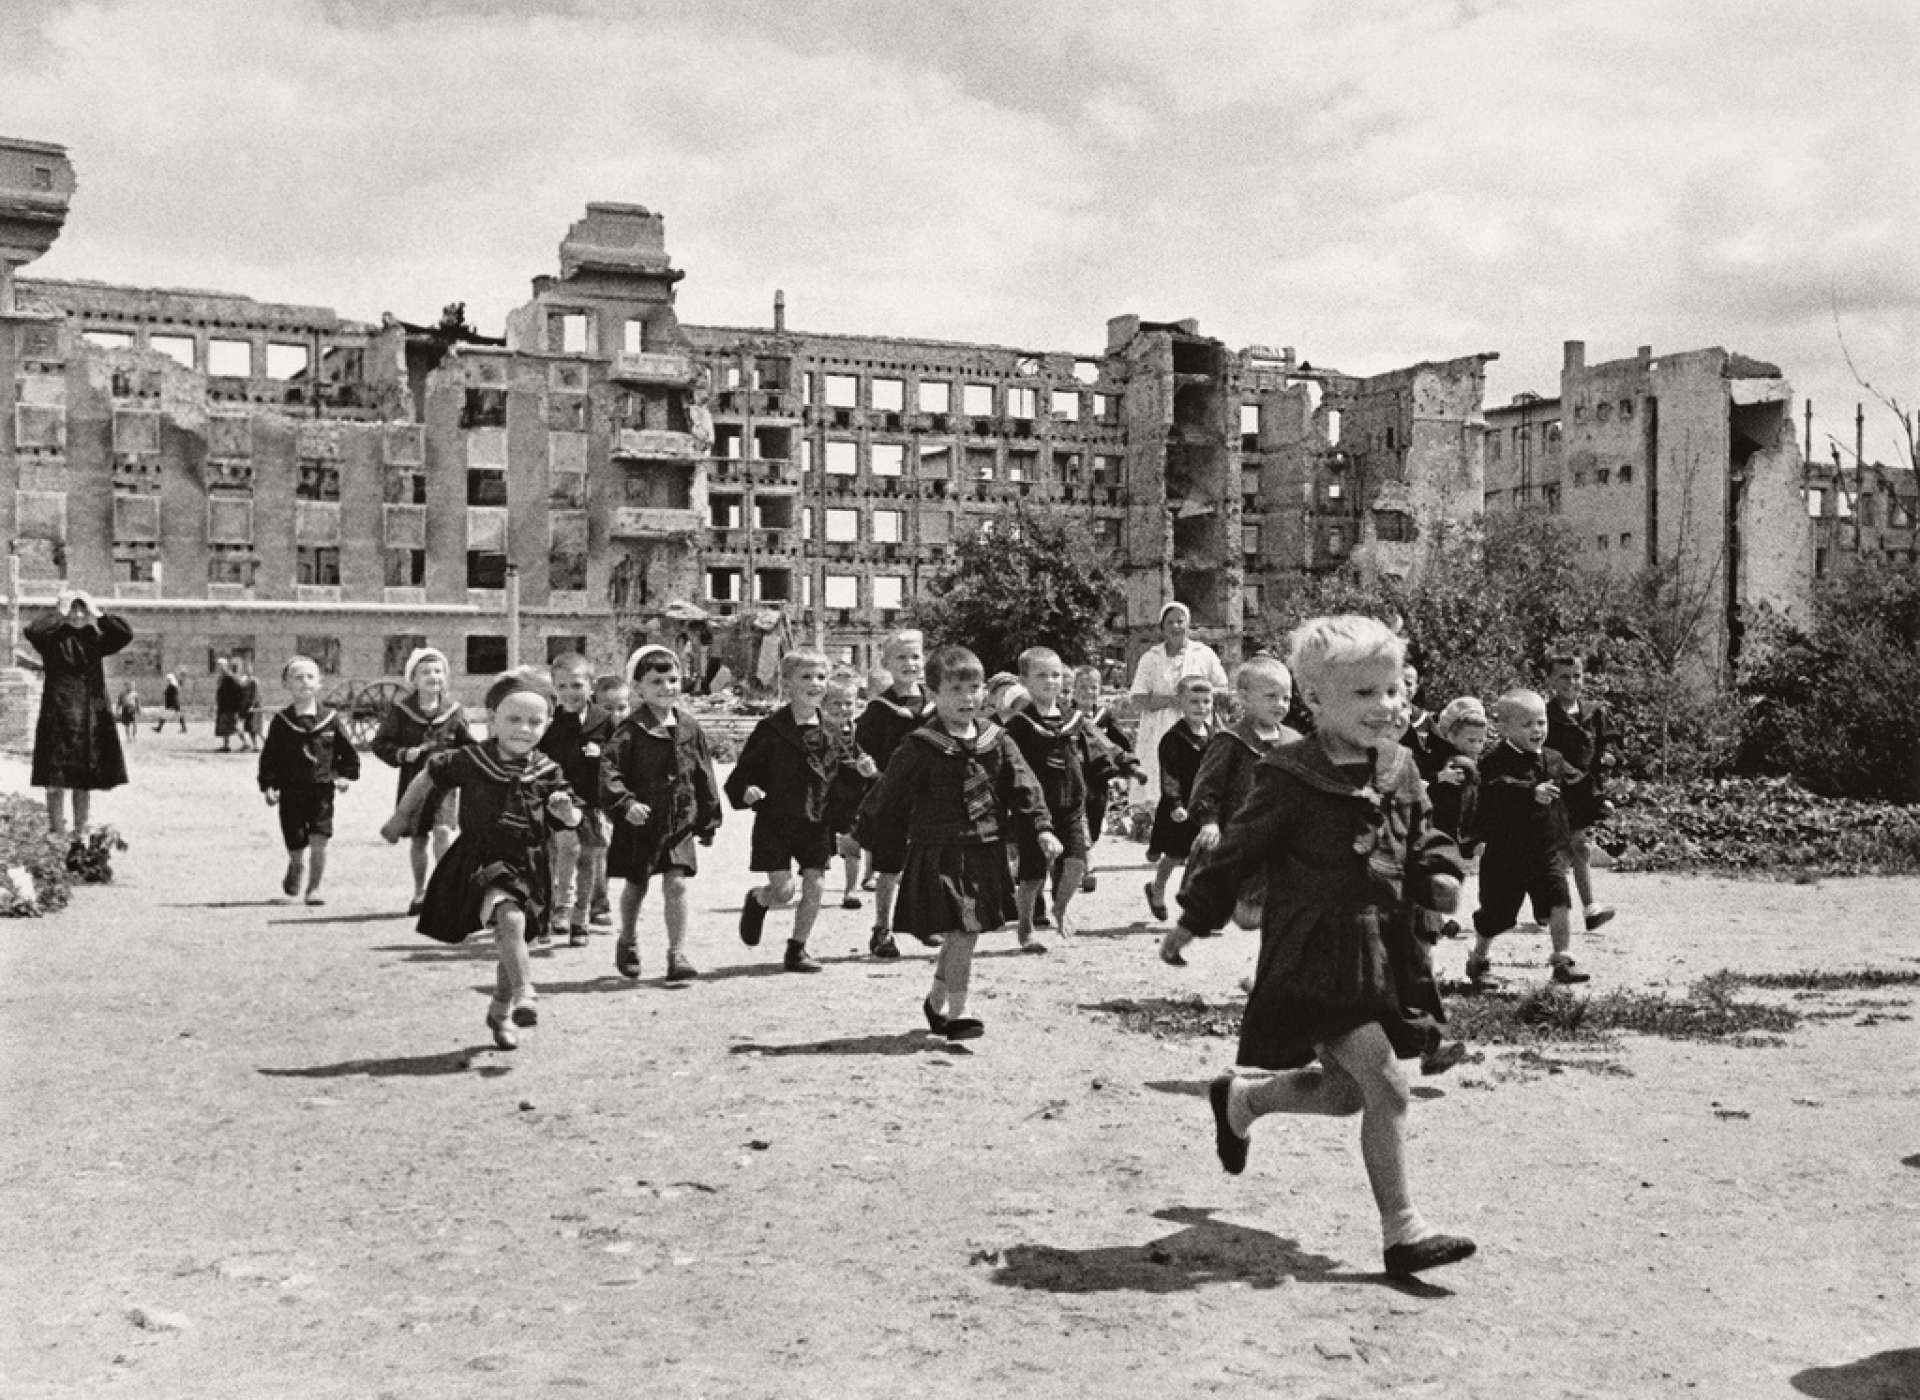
160,899,288,909
1144,1078,1210,1098
693,952,873,982
1792,1349,1920,1398
728,1030,953,1058
267,910,409,926
378,942,499,964
258,1045,509,1078
988,1205,1449,1297
1902,1152,1920,1170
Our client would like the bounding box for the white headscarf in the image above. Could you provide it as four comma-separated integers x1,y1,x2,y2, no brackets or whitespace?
404,647,450,687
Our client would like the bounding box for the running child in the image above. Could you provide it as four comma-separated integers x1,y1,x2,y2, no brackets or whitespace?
854,629,931,956
726,649,875,973
258,655,360,905
1160,656,1299,966
382,670,582,1050
1544,654,1618,932
1070,664,1141,892
1466,688,1591,987
116,681,141,742
1171,615,1474,1279
858,645,1059,1040
821,672,875,917
538,653,617,948
1144,675,1215,922
371,647,472,914
1005,646,1097,949
1421,697,1489,940
584,673,632,928
600,647,721,983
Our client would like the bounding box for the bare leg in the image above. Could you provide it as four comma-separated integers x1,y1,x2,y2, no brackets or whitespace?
1316,1025,1414,1228
618,879,645,941
1050,855,1086,935
874,870,901,929
1150,855,1180,905
408,835,430,900
1016,878,1044,940
305,835,329,901
1568,831,1595,909
937,931,979,1018
44,788,67,835
70,790,91,831
790,870,825,949
661,871,689,957
494,904,536,1018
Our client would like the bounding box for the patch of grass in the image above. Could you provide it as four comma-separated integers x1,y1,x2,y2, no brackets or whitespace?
1716,967,1920,992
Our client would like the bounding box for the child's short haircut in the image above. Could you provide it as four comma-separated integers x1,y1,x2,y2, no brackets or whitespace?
486,667,555,713
996,681,1032,717
881,629,925,662
1235,655,1292,692
1016,646,1063,677
824,669,862,701
1435,696,1489,738
282,654,319,682
1176,674,1215,699
1287,615,1405,689
925,646,984,691
549,652,593,679
780,648,831,681
592,674,630,700
1495,688,1545,724
1072,664,1102,686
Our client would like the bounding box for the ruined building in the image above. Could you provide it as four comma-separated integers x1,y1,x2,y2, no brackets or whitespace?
1484,340,1813,671
4,141,1504,699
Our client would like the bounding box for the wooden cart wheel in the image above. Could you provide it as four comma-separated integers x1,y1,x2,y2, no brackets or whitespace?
342,680,410,749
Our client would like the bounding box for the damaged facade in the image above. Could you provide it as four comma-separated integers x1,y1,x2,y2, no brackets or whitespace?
3,160,1496,696
5,137,1833,696
1484,340,1815,671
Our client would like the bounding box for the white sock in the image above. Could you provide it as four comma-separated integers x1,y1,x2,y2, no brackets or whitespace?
1226,1077,1254,1138
1382,1207,1436,1250
927,976,948,1014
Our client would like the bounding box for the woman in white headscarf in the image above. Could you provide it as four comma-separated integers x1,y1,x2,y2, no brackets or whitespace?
1128,601,1228,796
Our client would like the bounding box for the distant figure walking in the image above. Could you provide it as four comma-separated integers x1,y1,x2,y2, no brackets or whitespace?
153,671,187,733
116,681,142,741
27,588,132,834
214,657,245,752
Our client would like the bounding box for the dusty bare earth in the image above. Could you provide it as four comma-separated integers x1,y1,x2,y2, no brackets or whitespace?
3,734,1918,1400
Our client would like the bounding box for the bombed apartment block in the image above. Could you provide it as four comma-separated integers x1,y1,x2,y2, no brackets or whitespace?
1485,341,1810,670
2,140,1528,686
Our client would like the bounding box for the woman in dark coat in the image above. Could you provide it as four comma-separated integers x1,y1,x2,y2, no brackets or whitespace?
27,589,132,833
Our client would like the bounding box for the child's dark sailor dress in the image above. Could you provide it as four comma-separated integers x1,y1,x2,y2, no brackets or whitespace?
414,742,575,945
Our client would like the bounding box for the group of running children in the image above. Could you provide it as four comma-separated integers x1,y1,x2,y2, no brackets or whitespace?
250,615,1620,1280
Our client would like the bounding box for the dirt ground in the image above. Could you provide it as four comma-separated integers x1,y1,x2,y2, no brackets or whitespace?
3,732,1917,1400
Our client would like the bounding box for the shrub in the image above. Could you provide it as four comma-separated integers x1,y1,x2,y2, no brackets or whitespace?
911,507,1115,673
0,795,74,917
1596,775,1920,875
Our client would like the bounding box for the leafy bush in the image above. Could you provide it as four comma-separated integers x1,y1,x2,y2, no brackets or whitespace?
0,794,74,917
1596,775,1920,875
1735,558,1920,801
911,507,1116,673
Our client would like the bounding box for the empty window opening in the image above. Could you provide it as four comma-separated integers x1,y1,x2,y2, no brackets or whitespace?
917,380,951,414
1324,408,1342,446
872,575,905,611
715,424,744,459
754,357,790,392
206,547,256,587
1618,462,1634,484
871,443,905,478
462,388,507,428
386,549,426,587
872,377,904,412
710,496,742,530
920,444,952,478
297,460,341,502
623,460,693,509
755,427,792,461
1052,390,1080,421
467,550,508,589
1240,403,1260,444
756,569,793,602
555,312,590,355
150,334,196,368
549,545,587,592
297,545,342,587
756,496,795,530
467,470,508,507
872,509,902,544
1007,451,1036,483
466,635,508,674
963,383,994,417
1073,360,1101,386
1093,394,1113,421
825,509,859,543
966,447,996,481
83,329,134,352
1007,387,1037,421
825,374,859,408
266,343,310,380
623,319,646,354
825,440,858,475
824,574,859,609
207,338,253,376
707,568,741,602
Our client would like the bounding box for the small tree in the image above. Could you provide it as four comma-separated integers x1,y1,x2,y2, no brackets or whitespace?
911,508,1115,671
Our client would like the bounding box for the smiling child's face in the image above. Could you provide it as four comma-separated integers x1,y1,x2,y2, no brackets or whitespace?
633,668,678,713
1502,696,1550,752
1023,658,1066,709
1308,654,1405,758
493,690,552,755
411,658,447,695
788,662,830,709
1179,684,1215,726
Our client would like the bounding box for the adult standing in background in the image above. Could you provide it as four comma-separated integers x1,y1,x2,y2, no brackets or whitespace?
1128,601,1229,797
214,656,245,752
153,671,186,732
27,587,132,834
238,660,263,751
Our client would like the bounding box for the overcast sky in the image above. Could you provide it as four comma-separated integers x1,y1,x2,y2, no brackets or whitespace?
4,0,1916,464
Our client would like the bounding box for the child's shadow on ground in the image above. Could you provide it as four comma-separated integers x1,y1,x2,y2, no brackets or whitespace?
258,1045,510,1079
1144,1077,1447,1103
267,910,408,927
988,1205,1449,1297
1792,1348,1920,1398
372,941,497,963
728,1029,957,1058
